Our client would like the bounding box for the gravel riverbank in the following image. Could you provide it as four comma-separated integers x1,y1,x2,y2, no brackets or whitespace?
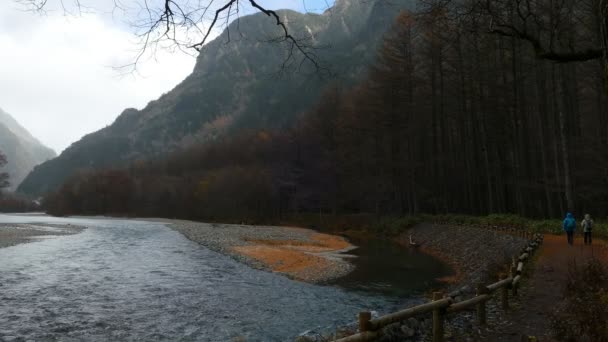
407,223,529,287
0,223,85,248
374,223,532,341
165,220,356,283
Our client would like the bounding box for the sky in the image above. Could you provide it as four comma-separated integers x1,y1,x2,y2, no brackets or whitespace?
0,0,333,154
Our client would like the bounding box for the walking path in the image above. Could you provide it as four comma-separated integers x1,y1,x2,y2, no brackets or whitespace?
483,233,608,341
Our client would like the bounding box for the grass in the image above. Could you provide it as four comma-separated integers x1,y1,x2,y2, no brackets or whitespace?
429,213,608,239
282,213,608,239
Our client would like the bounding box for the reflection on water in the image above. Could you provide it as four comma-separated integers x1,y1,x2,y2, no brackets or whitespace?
331,238,453,297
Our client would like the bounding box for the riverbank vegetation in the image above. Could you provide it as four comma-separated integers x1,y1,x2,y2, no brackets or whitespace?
286,213,608,239
43,2,607,223
0,194,40,213
551,259,608,340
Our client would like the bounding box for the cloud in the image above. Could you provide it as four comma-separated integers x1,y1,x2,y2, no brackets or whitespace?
0,6,195,153
0,0,333,153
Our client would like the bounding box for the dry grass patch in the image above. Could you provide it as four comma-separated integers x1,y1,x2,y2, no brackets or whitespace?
232,232,353,282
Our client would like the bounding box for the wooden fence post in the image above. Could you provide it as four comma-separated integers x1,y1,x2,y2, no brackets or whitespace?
476,284,487,326
510,265,518,296
432,292,445,342
358,311,371,332
500,275,509,310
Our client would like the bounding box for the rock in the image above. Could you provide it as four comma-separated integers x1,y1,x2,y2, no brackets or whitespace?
296,329,328,342
379,323,402,341
400,325,415,337
407,317,419,330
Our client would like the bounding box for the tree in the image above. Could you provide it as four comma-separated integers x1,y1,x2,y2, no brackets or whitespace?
422,0,607,92
0,151,10,194
416,0,607,212
38,3,608,220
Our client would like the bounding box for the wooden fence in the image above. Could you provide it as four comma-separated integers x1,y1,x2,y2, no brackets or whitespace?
334,228,544,342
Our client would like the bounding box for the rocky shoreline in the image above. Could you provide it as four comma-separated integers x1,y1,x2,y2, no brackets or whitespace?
407,223,529,288
0,223,85,248
166,220,356,283
351,223,531,342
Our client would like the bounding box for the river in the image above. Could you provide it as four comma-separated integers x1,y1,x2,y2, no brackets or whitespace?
0,214,449,341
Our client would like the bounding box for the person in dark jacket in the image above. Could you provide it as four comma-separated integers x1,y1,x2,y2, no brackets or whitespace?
563,212,576,246
581,214,594,245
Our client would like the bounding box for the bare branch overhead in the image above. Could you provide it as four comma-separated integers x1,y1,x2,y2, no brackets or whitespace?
15,0,331,75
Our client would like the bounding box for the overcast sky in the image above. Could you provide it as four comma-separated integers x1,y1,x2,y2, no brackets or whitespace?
0,0,333,154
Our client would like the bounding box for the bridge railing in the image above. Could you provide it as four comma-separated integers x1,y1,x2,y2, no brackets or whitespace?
334,228,544,342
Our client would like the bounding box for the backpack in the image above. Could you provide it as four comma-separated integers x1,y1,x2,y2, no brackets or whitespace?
566,218,576,230
585,219,593,231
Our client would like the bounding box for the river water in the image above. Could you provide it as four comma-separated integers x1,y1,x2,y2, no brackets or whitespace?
0,214,449,341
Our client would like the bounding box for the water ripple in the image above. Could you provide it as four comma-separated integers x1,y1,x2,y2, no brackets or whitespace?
0,215,398,341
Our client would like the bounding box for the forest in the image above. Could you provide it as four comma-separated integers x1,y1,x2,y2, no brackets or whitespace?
44,0,608,221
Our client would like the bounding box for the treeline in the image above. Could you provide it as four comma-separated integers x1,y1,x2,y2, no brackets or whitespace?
45,132,289,220
0,194,40,213
0,150,39,213
45,3,608,220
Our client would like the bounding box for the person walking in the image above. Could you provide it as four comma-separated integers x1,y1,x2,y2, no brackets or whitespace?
563,212,576,246
581,214,594,245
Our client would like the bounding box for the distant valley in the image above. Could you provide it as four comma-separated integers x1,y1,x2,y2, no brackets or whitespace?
0,108,56,191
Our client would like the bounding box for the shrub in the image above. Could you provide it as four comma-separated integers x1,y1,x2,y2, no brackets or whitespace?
551,259,608,341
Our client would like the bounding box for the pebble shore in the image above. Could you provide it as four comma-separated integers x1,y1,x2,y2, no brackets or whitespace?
408,223,529,287
0,223,85,248
166,220,356,283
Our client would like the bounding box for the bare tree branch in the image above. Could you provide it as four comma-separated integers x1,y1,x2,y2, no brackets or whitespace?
425,0,605,63
15,0,331,75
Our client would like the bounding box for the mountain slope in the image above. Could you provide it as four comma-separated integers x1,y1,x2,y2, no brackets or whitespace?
18,0,414,195
0,108,56,191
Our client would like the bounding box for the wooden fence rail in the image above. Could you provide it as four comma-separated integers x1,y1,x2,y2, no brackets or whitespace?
334,228,544,342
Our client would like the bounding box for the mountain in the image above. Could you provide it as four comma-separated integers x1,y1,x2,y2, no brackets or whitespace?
18,0,414,196
0,108,56,191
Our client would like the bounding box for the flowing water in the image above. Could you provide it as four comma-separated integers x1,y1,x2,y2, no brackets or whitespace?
0,214,449,341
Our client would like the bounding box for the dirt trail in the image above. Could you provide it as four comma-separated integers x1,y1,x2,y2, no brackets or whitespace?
484,233,608,341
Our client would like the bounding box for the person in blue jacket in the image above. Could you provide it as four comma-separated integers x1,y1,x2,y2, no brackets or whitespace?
563,212,576,246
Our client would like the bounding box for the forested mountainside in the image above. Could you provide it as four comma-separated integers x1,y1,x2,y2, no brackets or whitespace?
18,0,414,196
0,108,56,191
45,2,608,220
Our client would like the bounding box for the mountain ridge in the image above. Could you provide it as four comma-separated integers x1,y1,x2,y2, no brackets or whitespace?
18,0,414,195
0,108,56,191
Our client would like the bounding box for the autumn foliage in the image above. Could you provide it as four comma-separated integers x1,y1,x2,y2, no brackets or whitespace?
45,8,608,221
